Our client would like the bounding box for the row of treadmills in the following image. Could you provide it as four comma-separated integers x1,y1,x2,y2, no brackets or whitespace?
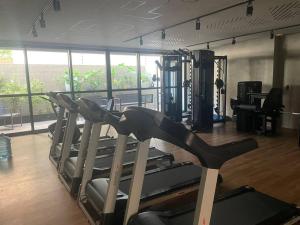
46,92,300,225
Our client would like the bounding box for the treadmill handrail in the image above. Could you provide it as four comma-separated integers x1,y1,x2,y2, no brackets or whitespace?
45,92,60,106
79,98,129,135
56,94,78,112
122,107,258,169
77,98,106,123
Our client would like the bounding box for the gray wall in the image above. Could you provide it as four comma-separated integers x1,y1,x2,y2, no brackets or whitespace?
214,32,300,129
214,37,274,118
282,32,300,128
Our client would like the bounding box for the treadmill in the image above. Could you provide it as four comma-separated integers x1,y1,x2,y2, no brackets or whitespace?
48,93,138,168
78,98,222,225
57,94,174,197
109,107,300,225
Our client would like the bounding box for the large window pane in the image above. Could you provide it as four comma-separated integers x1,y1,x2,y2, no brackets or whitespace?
75,92,108,107
140,55,161,88
32,94,57,131
0,49,27,95
71,52,107,91
112,90,138,111
27,50,70,93
141,89,159,111
0,96,31,134
110,54,137,90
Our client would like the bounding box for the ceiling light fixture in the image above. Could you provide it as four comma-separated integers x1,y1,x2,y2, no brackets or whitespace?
32,25,38,37
246,0,253,16
162,30,166,40
39,12,46,28
53,0,61,11
196,18,201,30
232,37,236,45
207,42,210,49
270,30,274,39
140,36,143,46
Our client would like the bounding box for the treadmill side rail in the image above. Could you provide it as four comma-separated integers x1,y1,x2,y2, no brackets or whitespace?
103,134,129,216
123,139,151,225
193,167,219,225
49,106,65,166
73,121,92,178
58,111,78,173
80,122,103,197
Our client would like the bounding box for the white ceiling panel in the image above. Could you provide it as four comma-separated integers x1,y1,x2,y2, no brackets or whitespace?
0,0,299,50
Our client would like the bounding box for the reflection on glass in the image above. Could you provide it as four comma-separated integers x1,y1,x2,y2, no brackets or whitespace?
27,50,70,93
140,55,161,88
110,54,137,89
71,52,107,91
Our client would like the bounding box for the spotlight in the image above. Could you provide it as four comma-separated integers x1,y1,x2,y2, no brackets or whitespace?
232,37,236,45
246,0,253,16
39,12,46,28
270,30,274,39
53,0,61,11
140,36,143,46
32,25,38,38
195,18,201,30
207,42,210,49
162,30,166,40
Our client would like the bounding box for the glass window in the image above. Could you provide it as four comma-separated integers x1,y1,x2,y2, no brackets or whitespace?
31,94,58,131
110,53,137,90
0,49,27,95
71,52,107,91
140,55,161,88
27,50,70,93
0,96,31,134
141,89,159,111
0,49,30,134
112,90,138,111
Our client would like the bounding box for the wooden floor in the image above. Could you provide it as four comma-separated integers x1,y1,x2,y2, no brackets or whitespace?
0,122,300,225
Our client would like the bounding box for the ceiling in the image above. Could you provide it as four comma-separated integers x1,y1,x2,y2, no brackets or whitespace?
0,0,300,50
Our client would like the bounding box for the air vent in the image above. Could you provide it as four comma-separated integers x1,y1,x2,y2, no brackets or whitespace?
269,0,300,21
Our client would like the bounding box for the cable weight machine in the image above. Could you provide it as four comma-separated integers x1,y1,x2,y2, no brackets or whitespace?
157,49,227,131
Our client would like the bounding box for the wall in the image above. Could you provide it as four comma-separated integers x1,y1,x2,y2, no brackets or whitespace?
282,32,300,129
214,33,300,129
214,37,275,117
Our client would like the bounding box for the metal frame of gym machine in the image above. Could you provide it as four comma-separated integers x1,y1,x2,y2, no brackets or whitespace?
158,49,227,131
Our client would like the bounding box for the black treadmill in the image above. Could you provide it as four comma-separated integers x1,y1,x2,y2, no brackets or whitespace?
78,98,222,225
113,107,300,225
57,94,174,197
49,93,139,169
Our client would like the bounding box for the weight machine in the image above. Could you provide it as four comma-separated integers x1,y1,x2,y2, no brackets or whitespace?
157,49,227,131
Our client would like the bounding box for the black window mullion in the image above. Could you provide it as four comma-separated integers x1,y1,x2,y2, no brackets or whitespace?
68,49,75,99
105,51,112,99
24,48,35,131
137,53,142,107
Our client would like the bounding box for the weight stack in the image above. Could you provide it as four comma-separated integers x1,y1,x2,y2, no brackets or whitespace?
191,50,214,131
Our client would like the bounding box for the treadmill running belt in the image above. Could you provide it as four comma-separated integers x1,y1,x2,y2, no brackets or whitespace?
72,136,137,150
119,164,201,199
85,164,202,215
64,148,170,178
135,190,298,225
